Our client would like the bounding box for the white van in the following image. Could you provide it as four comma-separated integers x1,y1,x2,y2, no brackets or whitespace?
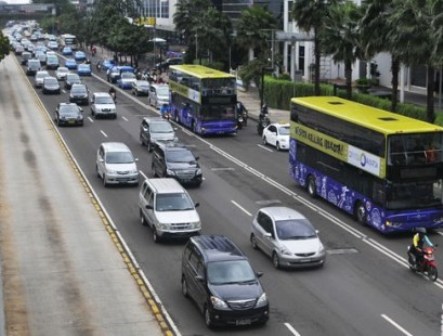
138,178,201,243
148,84,170,109
46,54,59,70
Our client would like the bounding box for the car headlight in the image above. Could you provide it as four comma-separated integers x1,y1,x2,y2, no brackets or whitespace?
196,169,202,176
166,169,176,176
130,169,139,174
210,296,228,310
158,223,170,230
190,221,201,229
255,293,268,308
318,244,325,255
279,246,292,256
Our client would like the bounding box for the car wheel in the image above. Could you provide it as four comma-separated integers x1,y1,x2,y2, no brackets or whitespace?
57,118,61,126
96,165,100,178
262,136,267,145
181,277,189,298
354,201,366,225
140,134,145,146
140,210,148,226
307,175,317,198
250,233,258,250
204,306,214,328
103,173,108,187
152,227,161,243
276,142,281,151
91,109,95,118
147,141,152,152
272,252,280,269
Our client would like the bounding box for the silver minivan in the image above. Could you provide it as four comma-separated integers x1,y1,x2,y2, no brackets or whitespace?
139,178,201,243
96,142,139,187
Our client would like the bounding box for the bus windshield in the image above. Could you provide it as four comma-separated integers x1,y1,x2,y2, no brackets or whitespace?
386,181,442,210
389,133,443,166
200,105,235,120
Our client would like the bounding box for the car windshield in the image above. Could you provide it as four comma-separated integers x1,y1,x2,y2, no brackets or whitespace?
275,219,317,240
166,150,195,163
67,74,80,81
36,72,49,79
95,96,113,104
71,86,86,94
60,106,80,116
157,87,169,96
155,193,194,211
207,260,256,285
57,68,68,73
121,72,135,79
138,82,149,89
105,151,134,164
150,122,173,133
45,78,58,85
78,65,90,70
278,126,290,135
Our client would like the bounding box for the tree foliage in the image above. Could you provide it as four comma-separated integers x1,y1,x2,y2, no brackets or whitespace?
0,30,10,63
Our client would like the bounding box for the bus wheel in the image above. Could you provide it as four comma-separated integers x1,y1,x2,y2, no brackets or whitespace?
192,122,198,133
307,176,317,198
355,202,367,224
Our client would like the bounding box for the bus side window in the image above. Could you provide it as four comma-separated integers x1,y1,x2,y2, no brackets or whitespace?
290,108,298,122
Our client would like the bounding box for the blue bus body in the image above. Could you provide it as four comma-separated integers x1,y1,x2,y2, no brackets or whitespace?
289,139,443,233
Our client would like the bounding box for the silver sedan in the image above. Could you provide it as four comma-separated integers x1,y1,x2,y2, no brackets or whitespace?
250,206,326,269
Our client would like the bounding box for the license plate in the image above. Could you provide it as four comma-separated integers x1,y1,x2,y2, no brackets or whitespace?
68,120,75,124
299,259,311,263
236,319,251,326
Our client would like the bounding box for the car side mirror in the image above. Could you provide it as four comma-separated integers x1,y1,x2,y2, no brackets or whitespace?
256,271,263,278
134,158,139,162
98,158,104,162
145,204,153,210
194,202,200,208
263,232,272,238
195,156,199,161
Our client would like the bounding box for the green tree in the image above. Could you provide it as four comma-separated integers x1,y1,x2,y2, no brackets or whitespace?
389,0,443,122
292,0,341,96
0,31,10,63
360,0,402,112
321,1,363,99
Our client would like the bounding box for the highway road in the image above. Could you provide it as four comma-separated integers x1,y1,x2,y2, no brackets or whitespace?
8,51,443,336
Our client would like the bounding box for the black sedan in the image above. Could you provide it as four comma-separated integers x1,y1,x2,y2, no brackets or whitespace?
54,103,84,126
69,83,89,106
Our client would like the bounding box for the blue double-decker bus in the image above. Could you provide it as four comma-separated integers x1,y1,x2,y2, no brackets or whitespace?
169,64,237,135
290,96,443,233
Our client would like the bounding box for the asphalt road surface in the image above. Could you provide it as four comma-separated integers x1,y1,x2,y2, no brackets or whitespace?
4,50,443,336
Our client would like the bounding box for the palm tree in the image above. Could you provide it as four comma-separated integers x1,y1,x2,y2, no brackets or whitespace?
321,1,363,99
360,0,402,112
389,0,443,122
292,0,342,96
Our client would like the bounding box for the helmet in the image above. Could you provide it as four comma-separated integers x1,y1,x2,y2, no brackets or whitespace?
415,227,427,234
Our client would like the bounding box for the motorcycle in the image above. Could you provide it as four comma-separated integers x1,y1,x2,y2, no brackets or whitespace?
162,112,172,121
236,102,248,130
407,245,438,281
109,91,117,103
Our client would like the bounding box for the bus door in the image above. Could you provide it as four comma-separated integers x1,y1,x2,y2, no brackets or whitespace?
181,103,194,127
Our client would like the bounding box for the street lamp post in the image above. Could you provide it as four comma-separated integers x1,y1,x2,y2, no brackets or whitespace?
260,65,274,110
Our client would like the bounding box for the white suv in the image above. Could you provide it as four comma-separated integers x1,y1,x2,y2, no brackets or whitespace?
90,92,117,119
138,178,201,243
96,142,139,187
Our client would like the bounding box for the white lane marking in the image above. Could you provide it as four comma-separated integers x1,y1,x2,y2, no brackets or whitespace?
100,130,108,138
62,90,66,93
140,170,147,180
211,167,235,171
381,314,414,336
181,128,194,136
87,117,94,123
231,200,252,217
121,116,128,121
284,322,302,336
257,144,273,152
437,231,443,236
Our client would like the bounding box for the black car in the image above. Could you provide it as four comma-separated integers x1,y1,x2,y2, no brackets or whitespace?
54,103,83,126
181,235,269,328
69,83,89,105
152,141,202,186
65,73,81,90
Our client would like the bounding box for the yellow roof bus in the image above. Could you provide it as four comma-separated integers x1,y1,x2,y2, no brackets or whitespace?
169,64,237,135
289,96,443,233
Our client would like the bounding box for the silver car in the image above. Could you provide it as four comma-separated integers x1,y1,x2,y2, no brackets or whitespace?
96,142,139,187
250,207,326,269
34,70,49,88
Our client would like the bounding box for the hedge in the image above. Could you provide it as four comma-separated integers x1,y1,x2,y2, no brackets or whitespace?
262,76,441,125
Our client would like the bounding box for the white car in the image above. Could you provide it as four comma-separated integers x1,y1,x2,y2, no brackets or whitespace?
250,206,326,269
96,142,139,187
55,67,69,81
34,70,50,88
262,123,290,151
148,84,170,109
90,92,117,119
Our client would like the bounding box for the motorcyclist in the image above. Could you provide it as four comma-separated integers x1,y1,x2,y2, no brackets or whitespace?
411,227,434,268
109,87,117,102
160,103,171,119
259,104,269,121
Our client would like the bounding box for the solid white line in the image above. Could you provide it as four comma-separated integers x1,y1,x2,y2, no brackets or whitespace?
284,322,302,336
121,116,128,121
211,167,235,171
87,116,94,123
257,144,273,152
140,170,147,180
100,130,108,138
437,231,443,236
231,200,252,217
381,314,414,336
